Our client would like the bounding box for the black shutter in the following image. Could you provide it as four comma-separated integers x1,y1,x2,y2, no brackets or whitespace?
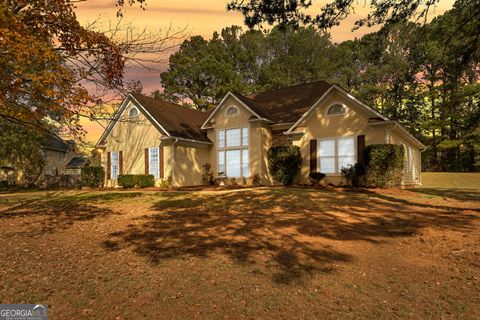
310,140,317,173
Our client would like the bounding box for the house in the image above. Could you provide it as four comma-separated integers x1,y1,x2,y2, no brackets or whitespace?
96,81,425,187
41,136,81,176
65,156,90,175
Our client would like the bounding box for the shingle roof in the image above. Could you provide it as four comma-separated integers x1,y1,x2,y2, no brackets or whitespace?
240,80,334,123
131,94,211,142
41,136,70,152
66,156,89,168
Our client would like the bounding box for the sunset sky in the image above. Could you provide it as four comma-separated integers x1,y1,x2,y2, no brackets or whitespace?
75,0,454,143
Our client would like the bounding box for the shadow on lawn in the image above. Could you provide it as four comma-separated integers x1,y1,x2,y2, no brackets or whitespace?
102,188,479,284
0,192,141,235
410,188,480,202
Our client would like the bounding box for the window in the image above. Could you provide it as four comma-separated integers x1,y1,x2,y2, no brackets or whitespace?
226,128,241,147
218,130,225,148
217,127,249,177
226,150,241,177
406,146,413,175
58,152,64,161
149,147,160,178
111,151,119,179
327,104,346,116
129,107,139,117
225,106,239,116
218,151,225,174
318,136,356,174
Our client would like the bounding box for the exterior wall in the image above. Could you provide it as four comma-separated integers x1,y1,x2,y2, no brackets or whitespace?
206,95,271,184
174,144,210,186
291,90,387,185
42,149,78,176
42,149,67,175
102,101,169,187
389,131,422,186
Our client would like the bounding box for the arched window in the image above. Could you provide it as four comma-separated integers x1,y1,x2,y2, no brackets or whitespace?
129,107,139,117
326,104,346,116
225,106,239,116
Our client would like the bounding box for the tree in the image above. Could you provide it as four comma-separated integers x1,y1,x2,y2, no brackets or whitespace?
160,25,336,110
0,0,184,137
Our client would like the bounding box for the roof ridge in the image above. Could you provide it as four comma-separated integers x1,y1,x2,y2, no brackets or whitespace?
247,80,333,98
130,93,207,115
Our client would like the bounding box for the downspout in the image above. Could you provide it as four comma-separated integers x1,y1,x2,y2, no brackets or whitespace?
171,138,178,187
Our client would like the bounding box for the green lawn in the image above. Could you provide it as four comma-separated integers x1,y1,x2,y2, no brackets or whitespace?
421,172,480,189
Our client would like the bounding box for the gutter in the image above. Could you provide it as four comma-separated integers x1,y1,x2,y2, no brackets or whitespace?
160,136,212,146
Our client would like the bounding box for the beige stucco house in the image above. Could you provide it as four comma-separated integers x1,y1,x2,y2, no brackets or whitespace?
96,81,425,187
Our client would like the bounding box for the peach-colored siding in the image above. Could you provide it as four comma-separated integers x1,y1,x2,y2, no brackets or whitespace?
291,90,387,185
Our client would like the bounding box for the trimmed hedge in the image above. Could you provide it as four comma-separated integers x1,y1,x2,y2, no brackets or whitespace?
363,144,404,188
81,166,105,188
308,172,326,186
118,174,155,188
267,145,302,185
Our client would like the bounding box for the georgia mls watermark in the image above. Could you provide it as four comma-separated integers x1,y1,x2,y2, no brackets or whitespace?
0,305,48,320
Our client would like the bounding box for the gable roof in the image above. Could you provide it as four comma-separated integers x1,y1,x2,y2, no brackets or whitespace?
130,94,210,142
241,81,334,123
97,94,211,146
66,156,90,169
201,92,273,129
41,136,74,153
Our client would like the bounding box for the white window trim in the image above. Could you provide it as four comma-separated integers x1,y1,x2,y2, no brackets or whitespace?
110,151,119,180
216,125,250,177
317,136,357,176
128,107,139,117
148,146,160,179
225,105,240,117
325,102,348,117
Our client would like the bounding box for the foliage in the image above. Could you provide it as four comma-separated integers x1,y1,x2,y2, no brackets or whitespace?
221,1,480,173
267,145,302,185
226,0,479,42
251,174,261,186
136,174,155,188
160,25,334,110
159,176,173,188
0,118,45,183
308,172,326,186
81,166,105,188
0,0,182,143
340,163,365,187
202,163,215,185
117,174,155,188
363,144,404,188
117,174,136,188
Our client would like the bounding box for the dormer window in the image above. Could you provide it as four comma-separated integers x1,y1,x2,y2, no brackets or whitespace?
327,104,346,116
129,107,139,117
225,106,239,116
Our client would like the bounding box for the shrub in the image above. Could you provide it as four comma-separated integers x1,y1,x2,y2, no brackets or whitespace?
340,163,365,187
202,163,215,186
267,145,302,185
159,176,172,188
308,172,326,186
251,174,261,186
117,174,155,188
363,144,404,188
136,174,155,188
81,166,105,188
117,174,136,188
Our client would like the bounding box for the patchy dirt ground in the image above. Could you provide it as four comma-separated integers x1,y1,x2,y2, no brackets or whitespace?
0,187,479,319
